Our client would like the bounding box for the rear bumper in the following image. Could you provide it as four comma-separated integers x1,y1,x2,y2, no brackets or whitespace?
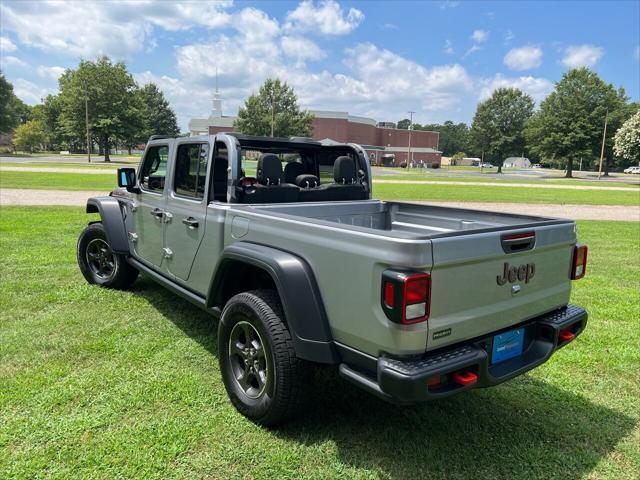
339,304,587,404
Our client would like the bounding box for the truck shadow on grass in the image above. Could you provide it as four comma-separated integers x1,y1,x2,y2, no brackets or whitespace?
134,278,634,480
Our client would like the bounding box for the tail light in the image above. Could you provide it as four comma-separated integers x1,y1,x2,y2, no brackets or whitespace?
381,270,431,324
571,244,588,280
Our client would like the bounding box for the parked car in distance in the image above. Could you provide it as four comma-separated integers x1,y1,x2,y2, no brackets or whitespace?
480,163,494,168
623,166,640,174
532,164,543,169
77,133,589,426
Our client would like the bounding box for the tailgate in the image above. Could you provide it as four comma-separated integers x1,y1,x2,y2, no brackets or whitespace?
427,222,576,351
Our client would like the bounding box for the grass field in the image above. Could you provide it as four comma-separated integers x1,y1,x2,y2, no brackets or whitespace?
1,207,638,479
2,170,639,205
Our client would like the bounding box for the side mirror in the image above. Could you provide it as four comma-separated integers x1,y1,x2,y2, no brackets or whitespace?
117,167,140,193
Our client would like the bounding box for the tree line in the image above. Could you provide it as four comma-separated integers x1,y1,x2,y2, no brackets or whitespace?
396,68,638,176
0,57,179,161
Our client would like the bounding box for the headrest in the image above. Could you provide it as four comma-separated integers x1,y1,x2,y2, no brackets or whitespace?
283,162,305,184
257,153,283,185
333,156,357,184
296,174,319,188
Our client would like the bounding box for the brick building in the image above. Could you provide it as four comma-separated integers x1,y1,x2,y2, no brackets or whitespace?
189,97,442,167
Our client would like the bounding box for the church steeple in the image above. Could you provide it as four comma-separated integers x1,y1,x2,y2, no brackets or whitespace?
210,68,222,118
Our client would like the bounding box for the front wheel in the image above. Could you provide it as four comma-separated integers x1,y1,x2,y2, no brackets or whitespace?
218,290,310,426
77,222,138,289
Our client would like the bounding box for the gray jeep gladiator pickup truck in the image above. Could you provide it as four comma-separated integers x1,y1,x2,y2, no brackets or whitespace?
77,133,588,426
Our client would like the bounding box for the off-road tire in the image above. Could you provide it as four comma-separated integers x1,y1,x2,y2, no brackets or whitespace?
218,289,311,427
77,222,138,289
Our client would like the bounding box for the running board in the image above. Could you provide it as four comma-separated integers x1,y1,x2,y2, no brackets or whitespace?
127,257,220,318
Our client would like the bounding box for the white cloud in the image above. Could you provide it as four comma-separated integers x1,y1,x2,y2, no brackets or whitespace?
0,55,27,68
462,44,481,58
12,78,54,104
284,0,364,35
504,46,543,71
562,44,604,68
440,1,460,9
470,29,489,43
479,74,553,103
0,1,232,58
443,39,454,54
36,65,66,81
0,36,17,52
281,36,326,62
504,29,514,44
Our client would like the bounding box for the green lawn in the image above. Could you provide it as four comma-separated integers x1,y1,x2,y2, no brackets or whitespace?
0,171,118,191
374,174,640,189
0,162,121,169
0,207,638,479
374,182,640,206
2,170,639,205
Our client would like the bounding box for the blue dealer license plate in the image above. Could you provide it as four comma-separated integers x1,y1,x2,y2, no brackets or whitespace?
491,327,525,364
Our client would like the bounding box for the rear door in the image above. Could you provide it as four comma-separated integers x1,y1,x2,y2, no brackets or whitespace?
129,143,169,267
162,140,211,281
426,223,577,351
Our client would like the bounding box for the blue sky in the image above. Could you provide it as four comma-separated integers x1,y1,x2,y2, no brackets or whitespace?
1,0,638,131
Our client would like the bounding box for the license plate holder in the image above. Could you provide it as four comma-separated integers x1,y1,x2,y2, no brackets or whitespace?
491,327,525,364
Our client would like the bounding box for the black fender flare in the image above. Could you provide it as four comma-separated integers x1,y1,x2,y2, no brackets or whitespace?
208,242,338,364
86,196,129,254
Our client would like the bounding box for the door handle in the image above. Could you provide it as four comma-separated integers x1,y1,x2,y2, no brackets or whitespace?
150,208,164,218
182,217,199,229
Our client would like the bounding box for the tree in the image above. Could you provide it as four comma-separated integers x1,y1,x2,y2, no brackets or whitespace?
396,118,411,130
0,72,30,133
451,151,466,165
235,79,313,138
525,68,623,177
12,120,46,152
31,95,63,150
58,57,143,161
137,83,179,140
422,121,470,156
470,88,534,173
614,111,640,164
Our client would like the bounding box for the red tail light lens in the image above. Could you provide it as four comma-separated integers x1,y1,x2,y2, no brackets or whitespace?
571,244,588,280
402,274,431,324
384,282,395,308
381,270,431,325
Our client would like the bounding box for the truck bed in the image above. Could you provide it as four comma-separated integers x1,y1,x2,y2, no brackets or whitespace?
245,200,570,238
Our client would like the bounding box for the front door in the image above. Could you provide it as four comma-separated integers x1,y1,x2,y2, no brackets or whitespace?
129,144,169,267
163,141,210,281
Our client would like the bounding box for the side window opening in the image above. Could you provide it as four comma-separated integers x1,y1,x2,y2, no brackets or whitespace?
211,141,229,203
174,143,209,199
140,145,169,192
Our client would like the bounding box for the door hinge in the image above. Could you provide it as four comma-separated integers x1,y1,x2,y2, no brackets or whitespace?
162,247,173,259
127,232,138,243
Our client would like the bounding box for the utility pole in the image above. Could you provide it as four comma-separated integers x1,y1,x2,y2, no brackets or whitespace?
270,89,275,138
598,109,608,179
84,86,91,163
407,111,415,166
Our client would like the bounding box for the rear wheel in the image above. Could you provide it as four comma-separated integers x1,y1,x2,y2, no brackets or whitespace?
218,290,310,426
77,222,138,289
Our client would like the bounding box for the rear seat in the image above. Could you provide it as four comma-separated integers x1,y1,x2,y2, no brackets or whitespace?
242,153,299,203
299,156,366,202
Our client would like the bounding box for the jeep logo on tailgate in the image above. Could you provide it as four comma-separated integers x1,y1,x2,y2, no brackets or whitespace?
497,262,535,285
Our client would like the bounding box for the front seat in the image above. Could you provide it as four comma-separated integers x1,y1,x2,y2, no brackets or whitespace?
242,153,299,203
319,156,366,201
283,161,305,184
